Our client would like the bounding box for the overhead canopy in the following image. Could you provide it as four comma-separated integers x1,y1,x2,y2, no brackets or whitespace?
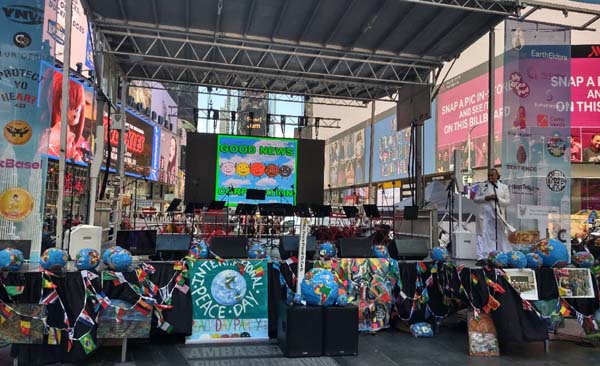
83,0,519,101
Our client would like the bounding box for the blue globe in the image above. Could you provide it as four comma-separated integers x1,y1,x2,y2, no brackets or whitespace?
189,240,209,259
75,248,100,270
572,251,595,268
488,251,509,267
525,252,543,269
533,239,569,267
103,246,124,265
372,245,389,258
211,269,247,306
432,247,449,262
248,243,266,259
301,268,339,306
107,249,132,272
40,248,68,271
336,293,349,306
519,246,532,255
507,251,527,268
0,248,24,271
318,242,337,259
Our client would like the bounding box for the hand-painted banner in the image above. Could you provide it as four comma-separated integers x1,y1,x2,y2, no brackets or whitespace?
0,0,52,263
186,259,268,343
502,20,571,246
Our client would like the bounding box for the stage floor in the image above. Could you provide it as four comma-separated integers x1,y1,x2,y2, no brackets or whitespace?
3,323,595,366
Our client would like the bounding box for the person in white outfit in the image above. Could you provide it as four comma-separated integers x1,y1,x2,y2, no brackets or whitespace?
473,169,514,260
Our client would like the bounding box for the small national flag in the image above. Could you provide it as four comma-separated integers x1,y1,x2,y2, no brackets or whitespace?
559,300,571,317
159,321,174,333
40,290,59,305
78,310,96,327
42,279,56,289
425,275,434,288
79,332,96,355
522,299,533,311
0,314,5,325
0,302,12,319
483,295,501,313
96,292,111,310
134,300,152,316
457,264,465,273
175,283,189,294
471,274,479,285
5,286,24,297
48,327,61,345
20,319,31,335
417,262,428,273
115,307,125,323
254,264,265,277
67,337,73,352
173,261,184,271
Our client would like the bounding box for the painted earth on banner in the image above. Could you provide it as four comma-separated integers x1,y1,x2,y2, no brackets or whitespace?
187,259,268,343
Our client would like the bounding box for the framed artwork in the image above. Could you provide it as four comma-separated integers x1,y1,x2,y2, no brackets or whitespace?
556,268,595,299
468,311,499,357
504,269,539,301
97,300,152,339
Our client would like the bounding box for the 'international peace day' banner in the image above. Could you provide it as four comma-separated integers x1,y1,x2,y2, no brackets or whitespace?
502,20,571,246
186,259,268,343
0,0,52,262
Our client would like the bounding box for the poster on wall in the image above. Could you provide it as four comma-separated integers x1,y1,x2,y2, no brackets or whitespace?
187,260,269,343
502,20,571,246
215,135,297,206
237,91,268,136
327,123,369,188
0,0,52,262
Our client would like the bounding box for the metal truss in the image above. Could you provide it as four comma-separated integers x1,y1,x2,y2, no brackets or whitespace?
517,0,600,31
397,0,517,16
195,109,341,129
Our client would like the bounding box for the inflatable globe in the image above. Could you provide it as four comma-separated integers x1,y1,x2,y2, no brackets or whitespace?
508,251,527,268
40,248,68,271
526,252,544,269
572,251,595,268
107,249,132,272
300,268,339,306
211,269,247,306
336,293,349,306
75,248,100,270
488,251,509,267
372,245,389,258
318,242,337,260
248,243,266,259
0,248,24,271
432,247,449,262
519,246,532,255
533,239,569,267
189,240,209,259
103,246,124,265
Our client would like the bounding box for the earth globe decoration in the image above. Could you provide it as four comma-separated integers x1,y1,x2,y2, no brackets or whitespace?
300,268,339,306
189,240,209,259
372,245,389,258
318,242,337,260
75,248,101,270
572,251,595,268
107,249,132,272
0,248,24,271
488,251,509,267
336,292,349,306
508,251,527,268
211,269,247,306
432,247,449,262
40,248,68,271
533,239,569,267
103,246,124,265
525,252,543,269
248,243,267,259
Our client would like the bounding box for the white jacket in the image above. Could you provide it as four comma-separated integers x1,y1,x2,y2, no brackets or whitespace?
473,181,516,233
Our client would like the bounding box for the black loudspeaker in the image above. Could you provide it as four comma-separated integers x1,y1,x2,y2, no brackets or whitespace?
210,236,249,259
338,238,372,258
323,305,359,356
279,235,317,260
278,304,323,357
388,237,429,260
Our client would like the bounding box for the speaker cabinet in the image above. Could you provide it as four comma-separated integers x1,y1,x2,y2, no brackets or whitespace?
323,305,358,356
338,238,372,258
278,304,323,357
388,237,429,260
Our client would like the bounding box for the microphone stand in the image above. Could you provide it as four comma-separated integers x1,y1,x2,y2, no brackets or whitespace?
492,183,499,252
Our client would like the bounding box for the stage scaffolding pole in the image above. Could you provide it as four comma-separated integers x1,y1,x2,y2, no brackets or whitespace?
56,0,74,250
368,101,376,204
487,27,496,170
89,44,105,226
114,79,128,236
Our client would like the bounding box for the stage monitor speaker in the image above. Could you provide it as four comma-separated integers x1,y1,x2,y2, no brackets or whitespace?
278,304,323,357
338,238,372,258
388,237,429,260
323,305,359,356
404,206,419,220
279,235,317,260
210,236,249,259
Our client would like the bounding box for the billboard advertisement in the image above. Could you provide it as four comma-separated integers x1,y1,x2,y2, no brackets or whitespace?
326,122,370,188
215,135,297,206
237,91,268,136
157,129,179,185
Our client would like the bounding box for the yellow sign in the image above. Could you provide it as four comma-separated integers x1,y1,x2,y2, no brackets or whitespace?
0,187,34,221
3,120,32,145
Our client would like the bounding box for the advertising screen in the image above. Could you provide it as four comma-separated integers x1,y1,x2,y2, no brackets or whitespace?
326,122,370,188
215,135,297,206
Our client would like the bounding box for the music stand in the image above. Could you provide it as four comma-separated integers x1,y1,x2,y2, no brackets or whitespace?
362,204,380,218
208,201,226,210
342,206,359,218
235,203,257,216
294,204,312,217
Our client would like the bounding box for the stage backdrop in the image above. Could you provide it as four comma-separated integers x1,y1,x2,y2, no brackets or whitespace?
0,0,52,263
187,259,268,343
502,20,571,246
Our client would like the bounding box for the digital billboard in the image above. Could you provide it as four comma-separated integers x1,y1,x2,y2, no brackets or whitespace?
215,135,297,206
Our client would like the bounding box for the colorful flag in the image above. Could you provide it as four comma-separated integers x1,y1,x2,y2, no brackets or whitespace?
254,263,265,277
20,320,31,335
134,300,152,316
115,307,124,323
78,310,96,327
79,332,96,354
96,292,111,309
417,262,428,273
159,321,174,333
42,279,56,289
40,290,59,305
175,283,189,294
559,300,571,317
471,274,479,285
522,299,533,311
483,295,501,313
0,302,12,319
48,327,61,345
5,286,24,296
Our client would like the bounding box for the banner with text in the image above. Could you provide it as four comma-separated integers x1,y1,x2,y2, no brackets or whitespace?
187,259,268,343
0,0,52,262
502,20,571,245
